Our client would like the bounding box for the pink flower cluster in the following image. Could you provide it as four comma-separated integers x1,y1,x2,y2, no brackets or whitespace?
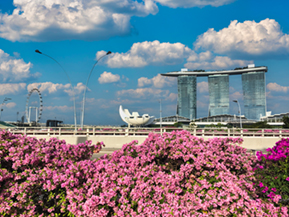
0,130,287,216
257,138,289,161
254,138,289,205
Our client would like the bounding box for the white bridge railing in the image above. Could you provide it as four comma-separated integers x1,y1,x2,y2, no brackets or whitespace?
6,127,289,138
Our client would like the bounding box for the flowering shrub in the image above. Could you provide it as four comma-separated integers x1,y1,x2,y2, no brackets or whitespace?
0,130,103,216
255,138,289,208
0,130,287,216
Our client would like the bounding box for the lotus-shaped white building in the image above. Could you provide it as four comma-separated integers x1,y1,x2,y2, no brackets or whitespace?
119,105,155,126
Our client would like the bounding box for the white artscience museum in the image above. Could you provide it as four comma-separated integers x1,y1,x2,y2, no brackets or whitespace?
119,105,155,126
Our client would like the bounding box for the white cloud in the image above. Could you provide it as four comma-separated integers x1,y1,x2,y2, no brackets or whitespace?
117,88,170,99
27,82,71,94
44,105,73,112
5,102,16,108
27,82,87,97
197,81,208,93
267,82,289,92
194,19,289,57
98,41,252,70
97,40,194,67
98,71,120,84
64,82,87,96
230,91,243,100
0,49,38,82
0,83,26,95
155,0,235,8
138,74,176,88
0,0,158,42
185,55,253,70
167,93,177,101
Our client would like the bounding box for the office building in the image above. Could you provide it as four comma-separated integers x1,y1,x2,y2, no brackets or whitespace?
208,74,229,116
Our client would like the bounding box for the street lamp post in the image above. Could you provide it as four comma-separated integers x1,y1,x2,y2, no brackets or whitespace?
233,100,242,128
0,97,12,121
158,99,162,131
35,50,77,131
80,51,111,129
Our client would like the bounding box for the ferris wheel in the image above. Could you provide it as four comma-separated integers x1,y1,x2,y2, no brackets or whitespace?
25,88,43,123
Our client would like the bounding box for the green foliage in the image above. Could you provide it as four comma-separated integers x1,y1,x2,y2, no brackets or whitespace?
205,123,227,128
173,122,183,128
243,121,272,129
283,116,289,129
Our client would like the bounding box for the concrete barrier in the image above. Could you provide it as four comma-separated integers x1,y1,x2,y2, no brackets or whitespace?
31,134,282,152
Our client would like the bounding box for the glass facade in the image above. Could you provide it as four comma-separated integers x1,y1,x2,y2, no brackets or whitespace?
177,75,197,120
242,71,266,120
208,74,229,116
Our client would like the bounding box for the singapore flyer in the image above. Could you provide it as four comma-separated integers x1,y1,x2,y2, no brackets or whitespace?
25,88,43,124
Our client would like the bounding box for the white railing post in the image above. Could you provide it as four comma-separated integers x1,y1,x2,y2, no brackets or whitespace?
93,127,95,136
202,129,204,137
228,129,230,137
262,129,264,137
87,128,89,136
48,128,50,136
280,130,282,138
194,128,196,136
59,128,61,136
24,128,27,135
241,129,243,137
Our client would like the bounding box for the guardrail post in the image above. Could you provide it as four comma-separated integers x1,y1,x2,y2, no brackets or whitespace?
48,128,50,136
93,127,95,136
280,130,282,138
228,129,230,137
194,128,196,136
262,129,264,137
24,128,27,135
59,128,61,136
202,129,204,137
87,128,89,136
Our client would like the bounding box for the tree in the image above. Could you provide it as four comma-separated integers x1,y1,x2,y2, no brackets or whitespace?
283,116,289,128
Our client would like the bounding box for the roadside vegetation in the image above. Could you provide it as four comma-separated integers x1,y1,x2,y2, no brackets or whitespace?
0,130,288,216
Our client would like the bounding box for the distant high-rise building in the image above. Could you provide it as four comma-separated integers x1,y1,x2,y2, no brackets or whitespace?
208,74,229,116
242,71,266,120
177,75,197,120
161,65,267,120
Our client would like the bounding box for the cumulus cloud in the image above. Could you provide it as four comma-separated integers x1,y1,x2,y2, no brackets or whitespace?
0,83,26,95
138,74,176,88
27,82,71,94
0,49,38,82
194,19,289,57
117,88,171,99
0,0,158,41
44,105,73,112
197,81,208,93
267,82,289,92
230,91,243,100
98,71,120,84
27,82,87,96
154,0,235,8
64,82,87,96
5,102,16,108
98,41,252,70
97,40,194,67
0,0,236,42
185,55,253,70
167,93,177,101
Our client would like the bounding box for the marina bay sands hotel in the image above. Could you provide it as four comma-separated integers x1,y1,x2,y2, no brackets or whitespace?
161,64,267,121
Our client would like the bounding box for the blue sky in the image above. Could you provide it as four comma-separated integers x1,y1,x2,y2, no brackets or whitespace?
0,0,289,126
